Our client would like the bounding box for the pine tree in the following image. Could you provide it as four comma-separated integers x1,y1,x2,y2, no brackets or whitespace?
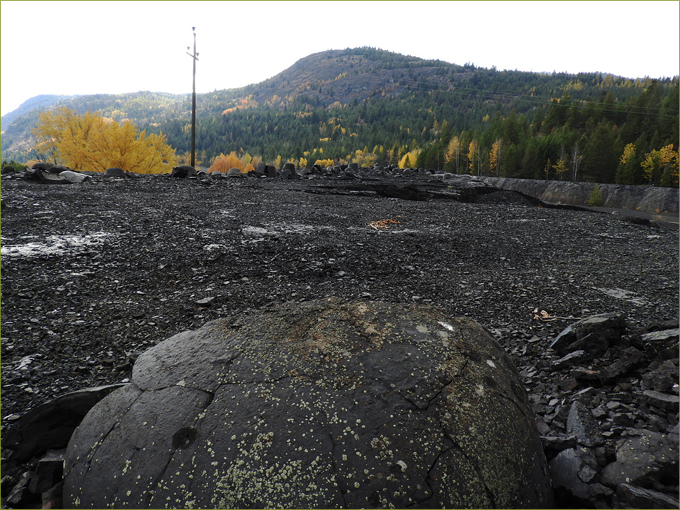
587,184,603,206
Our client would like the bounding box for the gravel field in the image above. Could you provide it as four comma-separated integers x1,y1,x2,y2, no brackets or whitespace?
2,175,677,419
1,173,678,507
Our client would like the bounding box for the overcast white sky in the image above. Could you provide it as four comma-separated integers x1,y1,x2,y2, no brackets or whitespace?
2,1,679,117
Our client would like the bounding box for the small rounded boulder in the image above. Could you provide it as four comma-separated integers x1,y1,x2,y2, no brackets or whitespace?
64,299,553,508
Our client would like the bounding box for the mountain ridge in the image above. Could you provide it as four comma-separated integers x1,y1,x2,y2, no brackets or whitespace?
3,46,665,138
1,94,77,131
2,46,677,187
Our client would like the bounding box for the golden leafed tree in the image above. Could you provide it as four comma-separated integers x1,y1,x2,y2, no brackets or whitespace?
32,107,177,173
209,151,245,173
489,139,503,176
642,144,679,186
445,136,460,162
177,150,204,167
467,140,479,174
314,158,335,168
398,149,421,169
552,157,569,179
620,143,636,165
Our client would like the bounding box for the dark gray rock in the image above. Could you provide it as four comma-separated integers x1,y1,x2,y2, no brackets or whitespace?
601,429,679,488
227,167,243,178
549,313,627,356
29,449,65,494
641,328,680,359
643,390,680,411
48,164,72,174
567,401,604,447
540,435,578,457
614,483,680,509
552,349,589,370
104,167,127,178
5,471,36,506
643,360,679,392
548,447,592,502
171,165,197,178
281,168,299,180
599,346,644,383
24,168,71,184
64,300,553,509
31,162,54,171
3,383,126,465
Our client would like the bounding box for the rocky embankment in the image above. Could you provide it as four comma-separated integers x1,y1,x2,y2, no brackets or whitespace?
482,176,679,215
1,163,678,508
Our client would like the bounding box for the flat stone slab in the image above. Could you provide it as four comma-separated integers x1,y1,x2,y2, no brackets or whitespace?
64,299,553,508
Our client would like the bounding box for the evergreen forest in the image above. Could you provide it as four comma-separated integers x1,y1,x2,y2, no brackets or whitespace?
2,47,678,186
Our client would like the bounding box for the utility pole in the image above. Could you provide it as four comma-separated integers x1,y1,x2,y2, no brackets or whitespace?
186,27,199,168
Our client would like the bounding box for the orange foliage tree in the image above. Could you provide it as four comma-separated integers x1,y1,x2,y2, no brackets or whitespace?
209,151,260,174
209,151,245,173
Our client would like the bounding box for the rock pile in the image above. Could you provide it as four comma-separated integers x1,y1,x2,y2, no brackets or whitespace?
515,313,678,508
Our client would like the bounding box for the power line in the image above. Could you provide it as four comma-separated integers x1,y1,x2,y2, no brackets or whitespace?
398,79,678,119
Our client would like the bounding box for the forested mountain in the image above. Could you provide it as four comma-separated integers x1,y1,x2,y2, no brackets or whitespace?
2,47,678,185
1,94,76,132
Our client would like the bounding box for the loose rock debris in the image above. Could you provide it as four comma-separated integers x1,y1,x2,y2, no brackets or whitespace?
1,168,678,508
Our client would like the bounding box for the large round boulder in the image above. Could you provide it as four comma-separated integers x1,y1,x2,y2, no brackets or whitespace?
64,300,553,508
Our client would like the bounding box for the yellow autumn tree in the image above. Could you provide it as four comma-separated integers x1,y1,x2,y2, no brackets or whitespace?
620,143,636,165
468,140,479,174
489,139,502,176
32,107,177,174
445,136,461,173
250,155,263,171
177,151,204,168
398,149,421,169
352,149,378,168
552,157,569,180
314,159,335,168
642,144,679,186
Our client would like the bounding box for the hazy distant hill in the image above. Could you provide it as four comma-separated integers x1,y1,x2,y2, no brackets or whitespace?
1,94,76,132
2,47,677,186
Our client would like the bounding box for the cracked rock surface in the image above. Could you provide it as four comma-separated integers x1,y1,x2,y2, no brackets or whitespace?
63,299,553,509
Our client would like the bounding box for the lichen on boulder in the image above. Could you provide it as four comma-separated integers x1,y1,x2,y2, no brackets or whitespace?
64,299,553,508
